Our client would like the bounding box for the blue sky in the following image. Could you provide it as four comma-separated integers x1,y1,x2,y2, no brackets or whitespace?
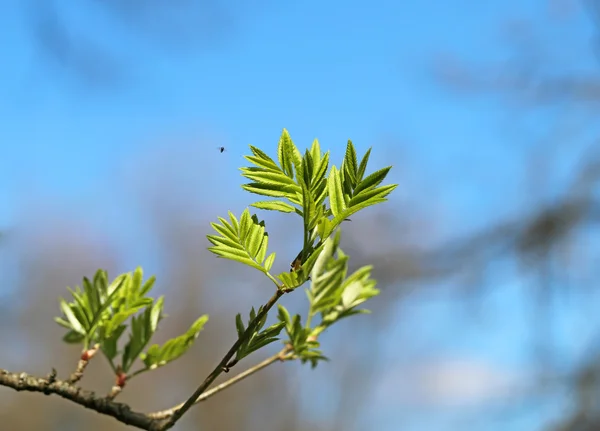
1,0,598,430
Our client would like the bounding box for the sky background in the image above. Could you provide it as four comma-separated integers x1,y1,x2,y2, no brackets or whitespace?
1,0,599,430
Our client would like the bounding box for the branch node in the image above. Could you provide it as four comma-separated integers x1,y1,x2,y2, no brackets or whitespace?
46,368,57,384
67,344,100,384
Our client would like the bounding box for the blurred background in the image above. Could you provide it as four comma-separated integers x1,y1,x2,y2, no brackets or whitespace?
1,0,600,430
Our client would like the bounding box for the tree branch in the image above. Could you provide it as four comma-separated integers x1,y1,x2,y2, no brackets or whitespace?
0,368,156,429
149,345,293,420
0,288,288,431
157,287,285,430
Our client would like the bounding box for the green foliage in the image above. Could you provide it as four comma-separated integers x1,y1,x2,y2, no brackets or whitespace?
141,315,209,370
307,230,380,333
206,129,395,368
233,307,286,362
55,128,395,387
207,210,278,283
275,230,379,368
55,267,208,377
277,305,328,368
215,129,397,292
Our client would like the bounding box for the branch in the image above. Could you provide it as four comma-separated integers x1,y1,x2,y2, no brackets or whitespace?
67,344,100,384
158,288,285,430
0,289,288,431
0,368,156,429
149,346,293,420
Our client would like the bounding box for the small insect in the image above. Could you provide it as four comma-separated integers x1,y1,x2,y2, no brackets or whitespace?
217,146,226,153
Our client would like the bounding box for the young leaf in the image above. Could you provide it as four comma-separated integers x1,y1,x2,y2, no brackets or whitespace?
264,252,276,272
309,139,322,167
120,296,165,372
251,201,296,213
207,209,272,274
327,166,346,218
101,324,127,361
278,129,295,179
352,166,392,196
59,299,86,335
356,148,372,182
141,315,209,370
235,308,286,362
242,182,301,204
63,330,85,344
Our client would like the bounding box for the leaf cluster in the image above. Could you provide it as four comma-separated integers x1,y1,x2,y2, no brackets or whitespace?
276,230,380,367
55,267,208,378
233,307,286,363
207,129,395,368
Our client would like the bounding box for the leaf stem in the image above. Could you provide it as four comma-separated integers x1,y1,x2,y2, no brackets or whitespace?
156,288,285,431
126,367,150,381
105,355,118,374
148,346,293,421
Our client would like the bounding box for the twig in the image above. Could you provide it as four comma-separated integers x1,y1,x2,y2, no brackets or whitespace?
67,343,100,384
149,346,293,420
157,288,285,430
0,368,156,429
0,288,289,431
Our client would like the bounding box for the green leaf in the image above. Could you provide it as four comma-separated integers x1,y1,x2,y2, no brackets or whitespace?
208,209,273,274
330,184,398,224
104,307,144,339
235,309,286,362
277,270,305,290
82,277,98,320
241,168,298,187
310,139,322,168
344,140,358,178
132,266,144,296
54,317,72,329
353,166,392,196
93,269,109,296
302,149,314,187
307,232,348,317
327,166,346,218
349,184,397,208
87,274,128,335
251,201,296,213
278,129,295,178
140,275,156,297
242,182,301,203
264,252,276,272
356,148,372,182
235,313,246,338
101,324,127,361
141,315,209,369
277,304,292,327
245,145,281,171
342,140,358,191
63,330,85,344
66,287,91,330
59,299,85,335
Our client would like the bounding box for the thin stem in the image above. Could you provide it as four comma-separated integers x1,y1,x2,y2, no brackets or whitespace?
0,368,155,430
305,311,314,329
158,288,285,431
149,346,293,420
126,367,150,381
265,272,281,288
105,355,118,374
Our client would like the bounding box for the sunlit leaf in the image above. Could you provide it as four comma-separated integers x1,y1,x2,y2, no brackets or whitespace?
327,166,346,218
356,148,372,182
141,315,209,369
208,209,273,274
353,166,392,196
251,201,296,213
